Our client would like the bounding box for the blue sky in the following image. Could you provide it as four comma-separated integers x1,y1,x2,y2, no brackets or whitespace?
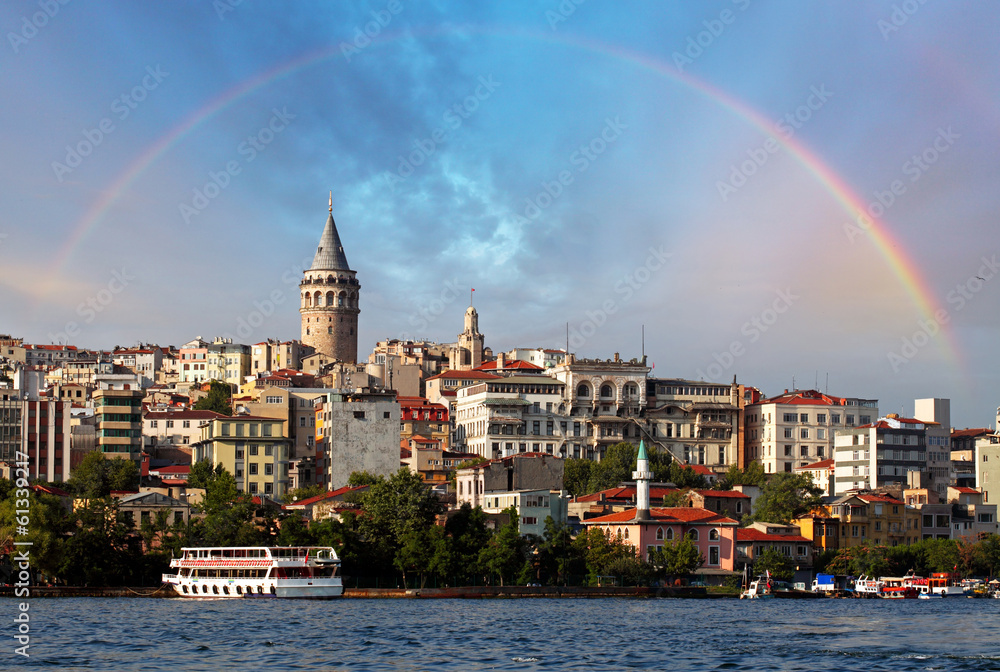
1,1,998,428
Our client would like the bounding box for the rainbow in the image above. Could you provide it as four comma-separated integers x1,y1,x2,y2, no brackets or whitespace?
50,25,960,364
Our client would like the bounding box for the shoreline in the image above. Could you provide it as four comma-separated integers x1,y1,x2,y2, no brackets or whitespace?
0,585,739,599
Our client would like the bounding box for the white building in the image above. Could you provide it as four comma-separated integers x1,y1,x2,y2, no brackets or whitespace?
833,415,931,496
480,489,569,537
745,389,878,474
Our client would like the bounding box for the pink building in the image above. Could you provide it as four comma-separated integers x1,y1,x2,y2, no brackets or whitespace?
583,506,739,572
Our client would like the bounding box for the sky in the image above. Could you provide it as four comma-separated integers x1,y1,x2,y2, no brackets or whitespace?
1,1,998,429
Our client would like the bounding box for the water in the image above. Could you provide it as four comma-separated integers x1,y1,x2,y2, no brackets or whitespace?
5,597,1000,671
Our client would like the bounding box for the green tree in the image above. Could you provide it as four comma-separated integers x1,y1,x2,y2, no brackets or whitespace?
187,460,225,489
478,506,525,586
192,380,233,416
585,442,672,494
563,459,594,497
747,473,822,524
276,515,315,546
191,467,263,547
575,526,644,586
347,470,381,487
66,452,137,498
651,534,705,578
662,489,691,507
667,463,708,489
715,462,766,490
395,525,446,588
537,516,584,585
826,543,891,578
752,547,794,582
356,468,443,577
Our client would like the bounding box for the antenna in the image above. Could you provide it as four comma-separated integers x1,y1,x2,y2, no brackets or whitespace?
825,372,829,394
641,324,645,360
566,322,569,361
815,370,818,390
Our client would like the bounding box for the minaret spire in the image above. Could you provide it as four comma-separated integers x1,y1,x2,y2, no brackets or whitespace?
633,439,652,521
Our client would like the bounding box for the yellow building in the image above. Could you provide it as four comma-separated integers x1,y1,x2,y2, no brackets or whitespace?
829,493,915,549
791,512,840,556
193,415,291,499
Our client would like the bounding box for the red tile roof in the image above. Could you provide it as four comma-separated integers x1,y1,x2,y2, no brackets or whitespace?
285,485,366,508
858,494,905,505
575,486,679,503
584,507,738,525
796,458,835,470
736,528,812,543
756,389,848,406
951,486,980,494
951,428,993,438
151,465,191,475
31,484,71,497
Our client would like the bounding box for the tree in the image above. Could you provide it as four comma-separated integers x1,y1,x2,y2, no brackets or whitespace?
478,507,525,586
563,459,594,497
356,468,443,577
187,460,226,489
667,463,708,489
662,489,692,507
826,543,891,578
752,547,794,582
192,380,233,416
715,462,766,490
651,534,705,578
347,471,381,487
395,526,446,588
746,473,822,524
276,515,314,546
584,442,672,494
537,516,584,585
66,452,138,498
444,504,492,583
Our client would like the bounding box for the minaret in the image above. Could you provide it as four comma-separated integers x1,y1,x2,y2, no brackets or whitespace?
300,192,360,363
633,439,652,521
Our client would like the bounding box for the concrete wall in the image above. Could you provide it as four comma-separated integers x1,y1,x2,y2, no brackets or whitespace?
326,397,401,489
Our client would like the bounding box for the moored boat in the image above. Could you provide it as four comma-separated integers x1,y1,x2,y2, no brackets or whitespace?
851,575,884,598
926,572,965,597
740,572,775,599
162,546,343,599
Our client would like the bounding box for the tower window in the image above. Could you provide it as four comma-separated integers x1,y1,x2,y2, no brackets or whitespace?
328,327,333,334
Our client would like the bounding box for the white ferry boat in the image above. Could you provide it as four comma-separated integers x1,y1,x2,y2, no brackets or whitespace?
162,546,343,599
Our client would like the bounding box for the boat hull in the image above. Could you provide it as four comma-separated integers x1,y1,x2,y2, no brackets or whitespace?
163,576,343,599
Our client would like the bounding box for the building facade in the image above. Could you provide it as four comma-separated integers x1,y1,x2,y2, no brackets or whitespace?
193,415,292,498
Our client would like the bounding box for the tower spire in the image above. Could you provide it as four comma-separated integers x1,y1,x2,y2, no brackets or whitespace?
329,190,332,213
633,439,652,521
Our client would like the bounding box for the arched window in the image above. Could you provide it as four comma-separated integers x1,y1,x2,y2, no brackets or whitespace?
338,292,345,307
666,528,674,540
600,384,613,398
327,327,333,335
616,527,623,540
709,528,720,541
687,529,699,541
656,527,664,540
577,384,590,397
326,291,335,307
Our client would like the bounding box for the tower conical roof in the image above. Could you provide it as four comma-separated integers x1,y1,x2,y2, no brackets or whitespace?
637,439,648,461
311,196,351,271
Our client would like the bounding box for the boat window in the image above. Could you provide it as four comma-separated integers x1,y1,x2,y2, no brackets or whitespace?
202,585,208,594
223,586,229,595
236,585,242,595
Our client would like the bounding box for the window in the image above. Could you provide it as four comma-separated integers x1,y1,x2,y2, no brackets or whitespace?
249,445,258,456
832,413,841,424
797,545,807,557
656,527,664,540
353,411,366,420
384,411,391,419
150,420,158,428
249,463,258,475
709,528,720,541
687,529,699,541
521,517,537,526
265,445,273,457
817,428,826,439
784,445,792,456
800,428,809,439
800,446,809,457
784,428,793,439
817,414,826,423
264,482,273,494
300,417,306,427
799,414,808,423
665,528,674,540
783,413,797,422
262,424,272,437
709,546,720,565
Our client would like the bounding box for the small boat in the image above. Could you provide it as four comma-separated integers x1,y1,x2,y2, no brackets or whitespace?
162,546,343,599
926,572,965,597
851,575,884,598
880,575,918,599
740,569,775,599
